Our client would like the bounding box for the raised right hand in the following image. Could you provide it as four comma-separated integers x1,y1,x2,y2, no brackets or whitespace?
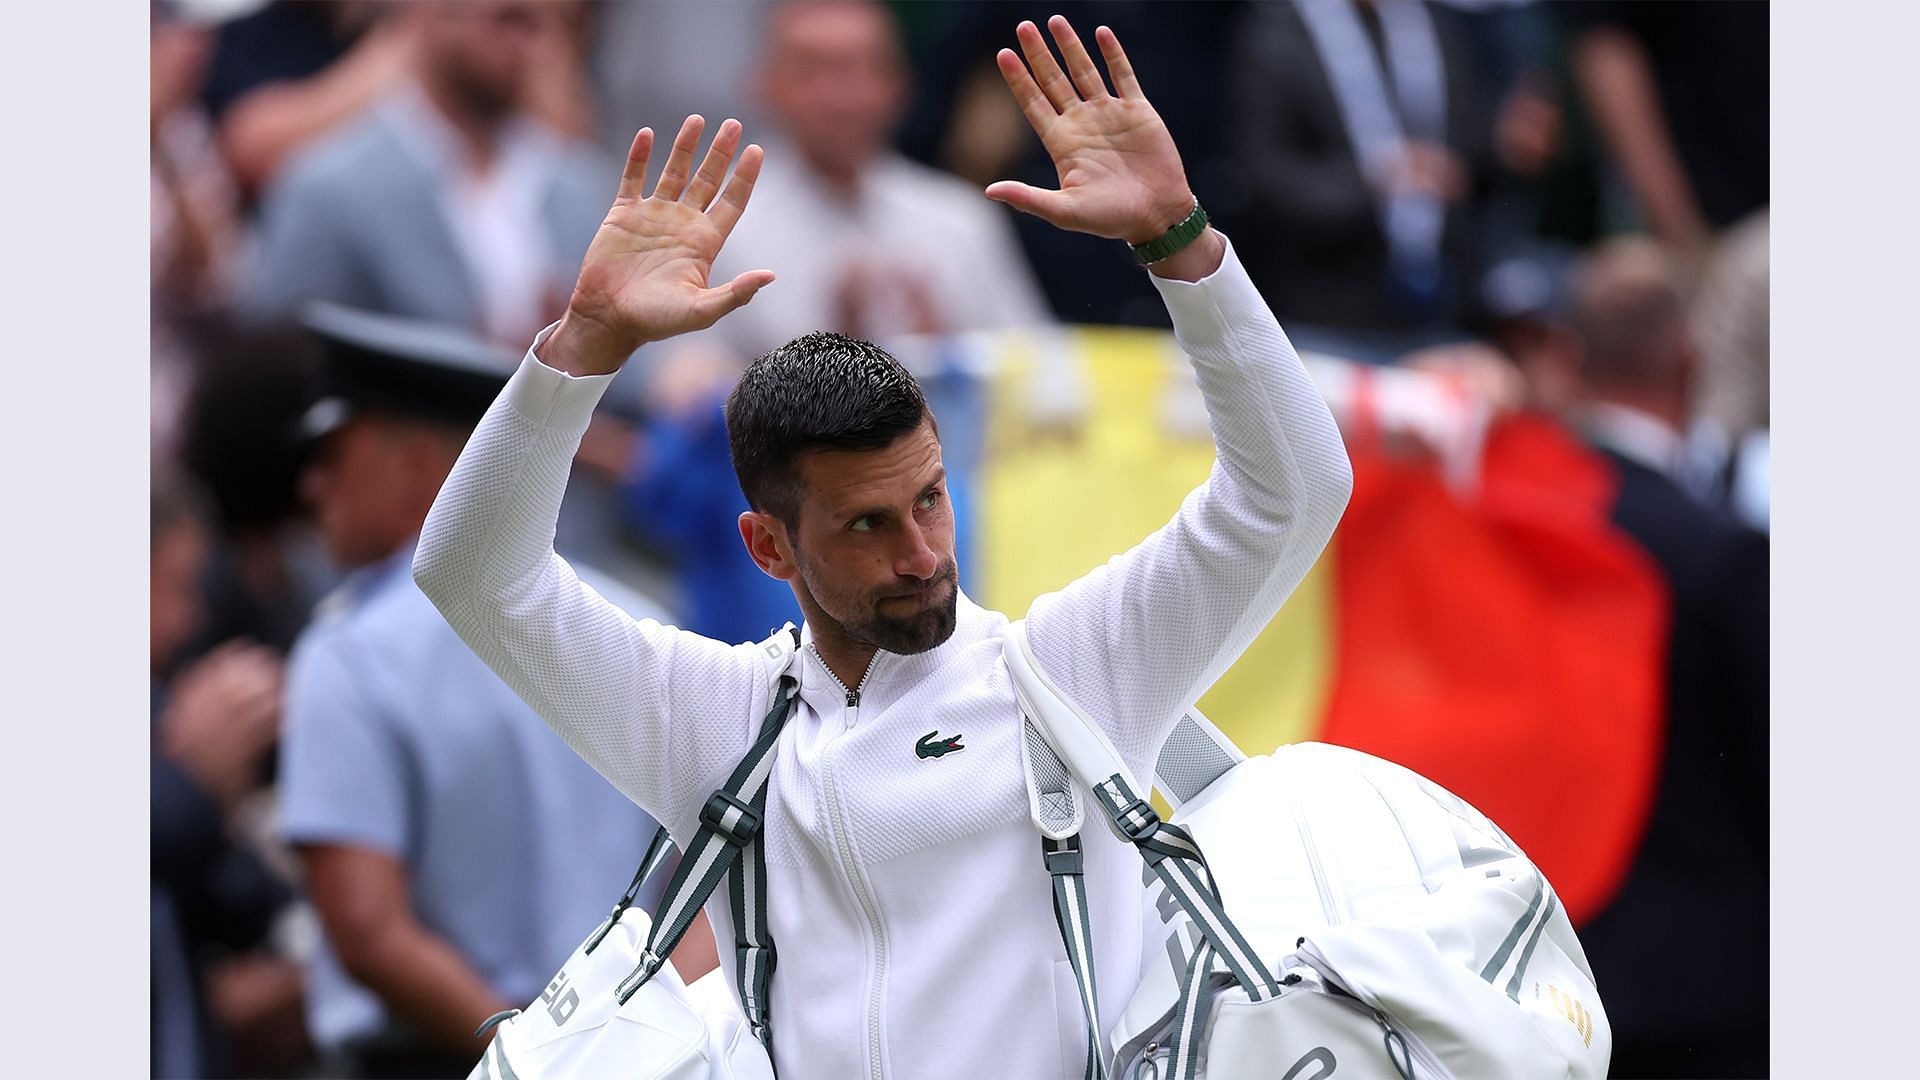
541,116,774,376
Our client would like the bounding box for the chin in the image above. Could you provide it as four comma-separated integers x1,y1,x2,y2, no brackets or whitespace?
866,581,959,655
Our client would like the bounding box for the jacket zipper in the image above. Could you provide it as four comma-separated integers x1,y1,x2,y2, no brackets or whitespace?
810,642,874,726
812,642,887,1079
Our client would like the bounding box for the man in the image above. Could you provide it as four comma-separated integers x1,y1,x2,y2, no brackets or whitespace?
241,1,604,349
416,17,1352,1079
1230,0,1493,362
277,307,674,1077
1565,240,1768,1079
241,0,643,582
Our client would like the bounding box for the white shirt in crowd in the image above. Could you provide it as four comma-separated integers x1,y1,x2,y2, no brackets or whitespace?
685,146,1053,362
389,82,559,347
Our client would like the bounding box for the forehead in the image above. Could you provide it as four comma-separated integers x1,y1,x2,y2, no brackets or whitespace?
795,420,943,517
769,2,895,60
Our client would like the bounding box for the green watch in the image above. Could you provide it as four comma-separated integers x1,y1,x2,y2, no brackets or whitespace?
1130,200,1210,266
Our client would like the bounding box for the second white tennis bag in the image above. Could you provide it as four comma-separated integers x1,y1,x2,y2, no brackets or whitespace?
1004,620,1611,1080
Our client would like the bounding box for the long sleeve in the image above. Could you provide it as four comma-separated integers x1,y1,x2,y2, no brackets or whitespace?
413,334,775,839
1024,235,1353,767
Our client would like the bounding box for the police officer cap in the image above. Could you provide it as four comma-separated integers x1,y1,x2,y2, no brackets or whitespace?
297,302,518,441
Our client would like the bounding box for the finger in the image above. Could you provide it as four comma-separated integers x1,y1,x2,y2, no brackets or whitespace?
1048,14,1109,100
995,48,1057,132
983,180,1073,225
683,117,742,210
694,270,776,326
652,114,705,202
708,143,764,239
1015,19,1077,112
615,127,654,202
1095,25,1143,99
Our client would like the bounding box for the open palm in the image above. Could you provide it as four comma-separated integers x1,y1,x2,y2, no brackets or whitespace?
564,116,774,357
986,18,1195,245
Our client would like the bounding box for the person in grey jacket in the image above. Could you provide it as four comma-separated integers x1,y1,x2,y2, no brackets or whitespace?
240,2,607,351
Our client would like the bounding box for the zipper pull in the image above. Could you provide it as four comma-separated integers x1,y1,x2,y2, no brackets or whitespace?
1377,1014,1415,1079
845,688,860,727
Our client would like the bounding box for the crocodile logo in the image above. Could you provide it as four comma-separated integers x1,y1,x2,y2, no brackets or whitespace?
915,730,966,760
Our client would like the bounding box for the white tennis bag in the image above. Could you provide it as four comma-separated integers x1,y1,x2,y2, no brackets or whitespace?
468,630,803,1080
465,830,774,1080
1004,621,1611,1080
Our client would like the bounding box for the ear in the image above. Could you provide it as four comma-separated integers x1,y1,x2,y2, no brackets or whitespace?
739,510,799,581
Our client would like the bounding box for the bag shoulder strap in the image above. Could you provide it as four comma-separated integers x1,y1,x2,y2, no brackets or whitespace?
1003,620,1246,815
1005,620,1281,1000
616,627,801,1031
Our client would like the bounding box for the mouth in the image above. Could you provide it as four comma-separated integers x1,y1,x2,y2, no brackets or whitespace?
881,577,952,608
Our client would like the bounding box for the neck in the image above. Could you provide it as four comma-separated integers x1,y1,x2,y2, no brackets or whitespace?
417,72,504,172
796,592,879,692
799,150,865,202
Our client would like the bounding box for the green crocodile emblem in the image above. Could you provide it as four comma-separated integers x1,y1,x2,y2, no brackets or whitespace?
915,730,966,760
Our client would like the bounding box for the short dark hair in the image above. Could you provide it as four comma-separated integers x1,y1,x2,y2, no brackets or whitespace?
725,331,930,527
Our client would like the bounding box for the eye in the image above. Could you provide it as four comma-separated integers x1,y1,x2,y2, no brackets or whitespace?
916,489,943,512
848,516,875,533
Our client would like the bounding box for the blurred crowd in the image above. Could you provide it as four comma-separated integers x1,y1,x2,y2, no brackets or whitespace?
149,2,1768,1078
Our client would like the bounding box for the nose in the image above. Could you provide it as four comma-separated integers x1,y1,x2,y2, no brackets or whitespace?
893,517,939,582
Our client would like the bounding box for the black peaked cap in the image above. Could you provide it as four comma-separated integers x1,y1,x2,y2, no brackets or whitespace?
298,302,518,441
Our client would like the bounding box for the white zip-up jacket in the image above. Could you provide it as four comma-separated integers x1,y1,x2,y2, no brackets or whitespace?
414,236,1353,1080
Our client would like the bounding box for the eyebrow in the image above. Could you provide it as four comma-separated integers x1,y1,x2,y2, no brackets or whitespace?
842,467,948,524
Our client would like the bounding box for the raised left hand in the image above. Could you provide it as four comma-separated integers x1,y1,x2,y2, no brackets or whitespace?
985,17,1195,246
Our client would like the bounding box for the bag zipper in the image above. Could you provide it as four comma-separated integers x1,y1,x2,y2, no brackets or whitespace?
1290,775,1445,1078
1287,775,1341,925
1296,943,1450,1080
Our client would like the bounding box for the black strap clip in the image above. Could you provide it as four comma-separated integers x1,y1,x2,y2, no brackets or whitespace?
1113,796,1161,843
700,790,763,847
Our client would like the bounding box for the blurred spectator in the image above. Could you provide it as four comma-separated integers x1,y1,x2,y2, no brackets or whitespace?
1561,0,1768,533
1561,0,1767,255
275,307,672,1077
1566,240,1768,1079
240,1,605,349
153,2,243,460
200,1,409,197
617,0,1052,643
1230,0,1497,362
152,472,307,1079
590,0,768,160
178,323,333,657
687,0,1049,357
1688,209,1770,533
894,0,1243,328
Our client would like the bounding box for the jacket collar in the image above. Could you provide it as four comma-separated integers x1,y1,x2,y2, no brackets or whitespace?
796,589,993,716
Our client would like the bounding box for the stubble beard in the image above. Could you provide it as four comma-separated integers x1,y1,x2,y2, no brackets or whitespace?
816,558,961,656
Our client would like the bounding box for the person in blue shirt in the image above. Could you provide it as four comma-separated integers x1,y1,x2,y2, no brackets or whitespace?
276,304,681,1077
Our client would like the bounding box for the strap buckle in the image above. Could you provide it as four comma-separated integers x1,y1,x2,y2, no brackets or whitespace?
1113,796,1161,843
699,790,762,847
1044,844,1085,876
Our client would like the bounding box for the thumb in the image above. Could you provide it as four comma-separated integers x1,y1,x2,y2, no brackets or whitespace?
695,269,775,324
984,181,1073,224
